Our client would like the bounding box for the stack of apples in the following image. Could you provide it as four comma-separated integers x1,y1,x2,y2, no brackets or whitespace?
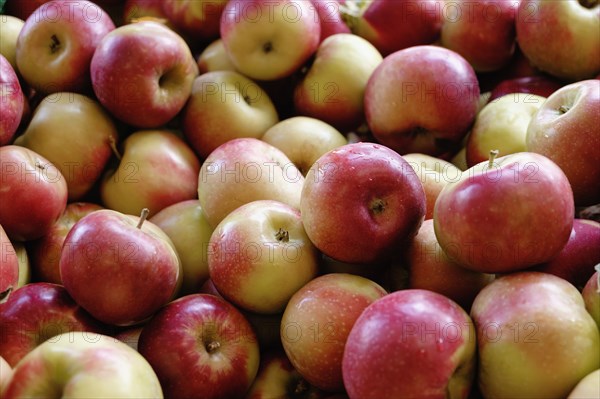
1,0,599,398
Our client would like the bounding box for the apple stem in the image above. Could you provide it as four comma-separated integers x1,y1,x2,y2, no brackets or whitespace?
488,150,499,169
137,208,150,229
275,228,290,243
558,105,570,114
206,341,220,354
109,136,122,161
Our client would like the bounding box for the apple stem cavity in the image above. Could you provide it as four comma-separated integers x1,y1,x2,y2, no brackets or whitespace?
262,41,274,54
488,150,499,169
206,341,220,354
558,105,571,114
370,198,387,215
275,228,290,243
137,208,150,229
49,34,61,54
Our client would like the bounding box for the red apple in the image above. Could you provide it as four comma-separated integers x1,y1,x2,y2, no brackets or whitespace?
29,202,103,285
161,0,227,43
0,54,24,146
138,293,260,399
90,20,198,128
281,273,388,392
311,0,351,42
526,79,600,206
365,45,480,156
434,152,575,273
0,225,19,304
16,0,115,93
4,1,49,21
0,145,68,242
300,142,426,264
488,75,564,102
59,209,182,326
0,282,107,367
342,289,477,398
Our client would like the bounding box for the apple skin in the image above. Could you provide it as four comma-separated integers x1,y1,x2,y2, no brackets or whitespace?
346,0,444,56
220,0,321,81
208,200,319,314
293,33,383,132
300,142,426,264
246,350,328,399
198,138,305,228
182,70,279,159
405,219,495,311
311,0,351,42
0,145,68,242
440,0,518,72
0,355,12,395
161,0,228,42
4,1,51,20
59,209,182,326
138,293,260,399
13,242,30,289
122,0,172,24
0,225,19,304
466,93,546,167
29,202,103,285
261,116,348,176
0,15,24,73
532,219,600,289
16,0,115,93
434,152,575,273
488,75,564,102
365,45,480,156
2,332,164,399
567,369,600,399
280,273,388,392
526,79,600,206
582,270,600,328
516,0,600,81
101,129,200,218
149,199,214,295
471,272,600,398
342,289,477,399
0,55,24,146
0,283,108,367
91,20,198,128
402,153,462,220
196,38,237,73
14,92,119,201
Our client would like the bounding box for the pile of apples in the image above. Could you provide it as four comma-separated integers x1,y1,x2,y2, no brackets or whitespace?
1,0,599,398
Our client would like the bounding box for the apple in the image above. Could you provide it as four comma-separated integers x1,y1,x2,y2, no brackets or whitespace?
91,20,198,128
59,208,182,326
122,0,172,25
567,369,600,399
311,0,351,42
2,332,164,398
440,0,518,72
161,0,228,43
198,138,305,228
196,38,237,74
220,0,321,81
488,75,565,102
300,142,426,264
0,356,12,395
208,200,319,314
365,45,480,156
16,0,115,93
0,55,24,146
405,219,495,311
0,145,68,242
342,289,477,398
281,273,387,392
246,350,328,399
0,15,25,71
261,116,348,175
182,70,279,159
150,199,214,295
29,202,103,285
12,241,30,289
471,271,600,398
526,79,600,206
293,33,383,132
402,153,463,220
434,152,575,273
516,0,600,81
138,293,260,399
14,92,119,201
114,325,144,352
583,268,600,328
4,1,50,21
0,282,107,367
466,92,546,166
0,225,19,304
532,219,600,289
101,129,200,218
340,0,444,56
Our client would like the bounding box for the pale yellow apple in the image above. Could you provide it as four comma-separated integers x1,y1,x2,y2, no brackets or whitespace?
466,93,546,166
13,242,29,289
261,116,347,175
197,38,237,74
0,15,25,71
567,369,600,399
